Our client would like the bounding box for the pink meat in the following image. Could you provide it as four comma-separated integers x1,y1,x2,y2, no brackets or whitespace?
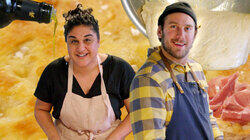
221,107,250,125
233,89,250,107
208,77,223,99
209,73,239,105
207,76,232,98
208,73,250,125
213,106,223,118
235,83,250,92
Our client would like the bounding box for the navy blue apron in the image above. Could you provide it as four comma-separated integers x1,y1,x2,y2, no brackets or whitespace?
165,82,214,140
159,50,214,140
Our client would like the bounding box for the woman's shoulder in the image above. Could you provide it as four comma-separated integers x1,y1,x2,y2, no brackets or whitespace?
44,57,67,73
103,54,132,68
103,55,135,78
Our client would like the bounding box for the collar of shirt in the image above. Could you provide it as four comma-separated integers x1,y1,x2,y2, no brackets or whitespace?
147,46,192,75
170,61,186,73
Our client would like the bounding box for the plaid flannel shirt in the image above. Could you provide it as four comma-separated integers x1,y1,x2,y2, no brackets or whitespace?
130,47,223,140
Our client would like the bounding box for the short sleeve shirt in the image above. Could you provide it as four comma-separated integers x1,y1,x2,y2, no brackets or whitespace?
34,55,135,119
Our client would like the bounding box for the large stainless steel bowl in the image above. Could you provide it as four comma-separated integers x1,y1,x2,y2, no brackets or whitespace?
121,0,147,37
121,0,250,37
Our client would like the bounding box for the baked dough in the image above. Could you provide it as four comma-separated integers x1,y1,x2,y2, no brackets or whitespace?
0,0,149,139
142,0,250,70
0,0,249,139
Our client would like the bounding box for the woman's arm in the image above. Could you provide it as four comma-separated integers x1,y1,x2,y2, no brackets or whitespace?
107,98,132,140
34,99,60,140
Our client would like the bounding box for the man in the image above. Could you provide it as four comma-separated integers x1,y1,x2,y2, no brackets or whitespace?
130,2,224,140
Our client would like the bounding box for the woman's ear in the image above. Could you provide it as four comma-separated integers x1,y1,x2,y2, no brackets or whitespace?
64,55,70,62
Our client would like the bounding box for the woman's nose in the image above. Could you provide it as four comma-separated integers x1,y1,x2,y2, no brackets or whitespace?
77,42,86,51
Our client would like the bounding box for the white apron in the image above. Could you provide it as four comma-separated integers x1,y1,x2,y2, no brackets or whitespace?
54,56,120,140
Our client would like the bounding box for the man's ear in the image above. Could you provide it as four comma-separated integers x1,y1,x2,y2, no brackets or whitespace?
194,27,198,38
157,26,163,41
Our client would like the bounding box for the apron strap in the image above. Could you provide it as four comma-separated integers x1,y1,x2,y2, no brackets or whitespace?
97,55,113,120
68,55,108,97
67,59,74,92
186,63,206,92
159,49,206,93
68,55,113,121
57,119,98,139
159,50,184,94
97,55,107,95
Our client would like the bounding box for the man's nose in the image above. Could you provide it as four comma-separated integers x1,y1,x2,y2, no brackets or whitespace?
176,28,185,39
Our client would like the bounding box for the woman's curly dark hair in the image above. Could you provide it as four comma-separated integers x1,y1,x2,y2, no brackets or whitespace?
63,4,99,41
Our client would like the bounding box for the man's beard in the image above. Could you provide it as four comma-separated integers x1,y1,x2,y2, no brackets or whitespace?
161,34,190,59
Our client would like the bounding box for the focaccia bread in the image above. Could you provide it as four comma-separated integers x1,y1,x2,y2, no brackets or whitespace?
142,0,250,70
0,0,149,139
0,0,249,139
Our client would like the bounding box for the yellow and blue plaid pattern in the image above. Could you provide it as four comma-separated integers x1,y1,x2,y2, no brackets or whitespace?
130,47,223,140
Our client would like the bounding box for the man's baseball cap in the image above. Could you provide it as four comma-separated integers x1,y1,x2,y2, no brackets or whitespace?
158,2,197,26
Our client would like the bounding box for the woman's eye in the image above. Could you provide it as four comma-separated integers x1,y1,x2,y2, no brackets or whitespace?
71,40,78,44
84,38,93,43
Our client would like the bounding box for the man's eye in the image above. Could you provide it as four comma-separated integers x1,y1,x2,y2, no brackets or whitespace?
170,25,177,29
185,26,192,31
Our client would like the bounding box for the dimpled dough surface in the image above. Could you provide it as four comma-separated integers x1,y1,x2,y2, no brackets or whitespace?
0,0,249,139
142,0,250,70
0,0,149,139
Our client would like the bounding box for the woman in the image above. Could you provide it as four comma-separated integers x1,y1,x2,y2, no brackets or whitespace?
34,4,134,140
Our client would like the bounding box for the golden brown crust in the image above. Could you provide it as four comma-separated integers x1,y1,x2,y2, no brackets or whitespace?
0,0,249,139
